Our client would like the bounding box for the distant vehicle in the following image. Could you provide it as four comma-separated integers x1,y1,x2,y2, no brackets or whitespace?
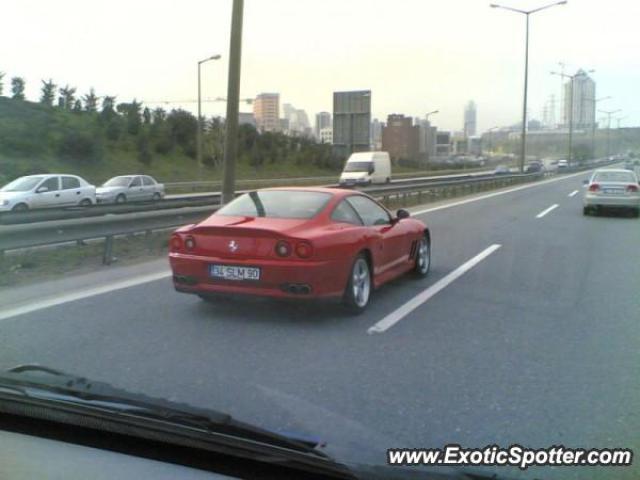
0,174,95,212
557,159,569,170
623,160,635,171
583,168,640,217
338,152,391,187
170,188,431,313
493,165,511,175
96,175,165,204
525,161,543,173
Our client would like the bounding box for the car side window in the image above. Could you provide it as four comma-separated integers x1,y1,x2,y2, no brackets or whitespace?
142,176,155,186
346,195,391,226
331,200,363,226
39,177,59,192
130,177,142,187
61,176,81,189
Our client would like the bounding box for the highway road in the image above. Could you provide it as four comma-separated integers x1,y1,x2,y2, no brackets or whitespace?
1,170,639,480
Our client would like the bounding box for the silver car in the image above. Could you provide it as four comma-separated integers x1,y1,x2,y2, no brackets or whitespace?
0,174,96,212
583,168,640,217
96,175,165,204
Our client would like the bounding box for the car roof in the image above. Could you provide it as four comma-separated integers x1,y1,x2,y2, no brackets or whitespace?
593,168,636,173
260,186,363,198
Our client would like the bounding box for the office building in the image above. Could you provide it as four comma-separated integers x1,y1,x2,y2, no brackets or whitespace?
415,118,437,162
381,114,420,163
464,101,477,137
371,118,383,150
564,69,596,129
315,112,332,139
332,90,372,158
319,127,333,144
253,93,280,132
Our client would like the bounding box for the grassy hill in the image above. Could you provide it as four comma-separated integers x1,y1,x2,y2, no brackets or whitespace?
0,96,341,187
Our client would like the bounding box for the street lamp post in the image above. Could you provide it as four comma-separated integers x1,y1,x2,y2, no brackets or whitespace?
197,54,221,167
425,110,439,162
550,69,594,163
487,126,499,156
491,0,567,172
599,109,622,159
585,96,611,158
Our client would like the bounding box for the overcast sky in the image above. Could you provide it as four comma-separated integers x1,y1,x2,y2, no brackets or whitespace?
3,0,639,132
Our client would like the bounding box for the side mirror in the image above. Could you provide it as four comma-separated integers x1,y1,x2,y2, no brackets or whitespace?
396,209,410,220
368,167,375,175
36,186,49,193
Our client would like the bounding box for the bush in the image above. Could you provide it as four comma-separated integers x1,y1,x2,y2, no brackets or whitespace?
58,131,102,163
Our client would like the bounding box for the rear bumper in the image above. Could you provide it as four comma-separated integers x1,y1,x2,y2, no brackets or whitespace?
169,253,347,299
584,194,640,208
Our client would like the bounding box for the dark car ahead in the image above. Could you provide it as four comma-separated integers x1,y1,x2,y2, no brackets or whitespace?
525,161,543,173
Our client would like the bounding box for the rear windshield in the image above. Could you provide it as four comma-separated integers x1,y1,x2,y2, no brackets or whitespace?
216,191,332,219
103,176,133,187
344,161,373,172
593,172,636,183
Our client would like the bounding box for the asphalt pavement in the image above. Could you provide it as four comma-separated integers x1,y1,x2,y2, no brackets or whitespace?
1,170,638,480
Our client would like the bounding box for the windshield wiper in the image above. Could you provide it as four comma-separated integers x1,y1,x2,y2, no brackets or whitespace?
0,364,356,479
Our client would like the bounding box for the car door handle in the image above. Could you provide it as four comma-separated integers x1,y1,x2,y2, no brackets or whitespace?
76,191,81,195
55,194,60,197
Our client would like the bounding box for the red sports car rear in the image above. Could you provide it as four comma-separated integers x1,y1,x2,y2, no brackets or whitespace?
169,188,430,312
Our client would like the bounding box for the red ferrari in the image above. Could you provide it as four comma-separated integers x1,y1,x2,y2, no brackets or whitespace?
169,187,431,313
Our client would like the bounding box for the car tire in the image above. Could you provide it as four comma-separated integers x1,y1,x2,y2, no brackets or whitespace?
11,203,28,212
343,253,372,314
152,192,161,201
115,194,126,204
413,234,431,277
79,198,92,207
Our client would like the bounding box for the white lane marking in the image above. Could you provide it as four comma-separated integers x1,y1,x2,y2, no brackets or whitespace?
568,190,579,197
0,271,171,322
536,204,559,218
367,244,502,334
411,170,589,216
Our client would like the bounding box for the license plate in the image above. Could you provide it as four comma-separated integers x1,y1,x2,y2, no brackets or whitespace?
603,189,623,194
210,265,260,281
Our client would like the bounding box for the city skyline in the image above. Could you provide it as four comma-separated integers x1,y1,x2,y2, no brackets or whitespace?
3,0,637,132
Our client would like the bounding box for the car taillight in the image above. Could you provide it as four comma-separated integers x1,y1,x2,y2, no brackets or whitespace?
588,183,600,192
170,235,182,251
184,236,196,250
626,184,639,192
275,241,292,257
295,241,313,259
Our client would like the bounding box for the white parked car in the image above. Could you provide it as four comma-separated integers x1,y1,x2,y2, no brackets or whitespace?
557,159,569,170
96,175,165,204
0,174,96,212
583,168,640,217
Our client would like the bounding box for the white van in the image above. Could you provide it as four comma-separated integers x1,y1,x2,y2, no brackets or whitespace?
339,152,391,187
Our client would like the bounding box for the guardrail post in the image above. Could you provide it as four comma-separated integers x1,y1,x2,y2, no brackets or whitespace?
103,235,114,265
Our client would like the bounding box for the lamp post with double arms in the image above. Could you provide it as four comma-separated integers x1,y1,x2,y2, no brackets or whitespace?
490,0,567,172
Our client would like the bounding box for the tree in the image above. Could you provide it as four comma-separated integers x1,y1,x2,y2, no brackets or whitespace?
152,107,166,124
137,133,152,165
83,88,99,112
40,79,57,106
0,72,4,96
117,100,142,135
142,107,151,125
11,77,26,100
58,85,77,109
101,95,116,114
73,99,83,112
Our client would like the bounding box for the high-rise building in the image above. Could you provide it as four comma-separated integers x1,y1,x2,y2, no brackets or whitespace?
315,112,332,138
370,118,383,150
464,101,477,137
381,114,420,163
332,90,371,158
564,69,596,130
253,93,280,132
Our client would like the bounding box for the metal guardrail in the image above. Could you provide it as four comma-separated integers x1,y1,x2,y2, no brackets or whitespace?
0,159,618,264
